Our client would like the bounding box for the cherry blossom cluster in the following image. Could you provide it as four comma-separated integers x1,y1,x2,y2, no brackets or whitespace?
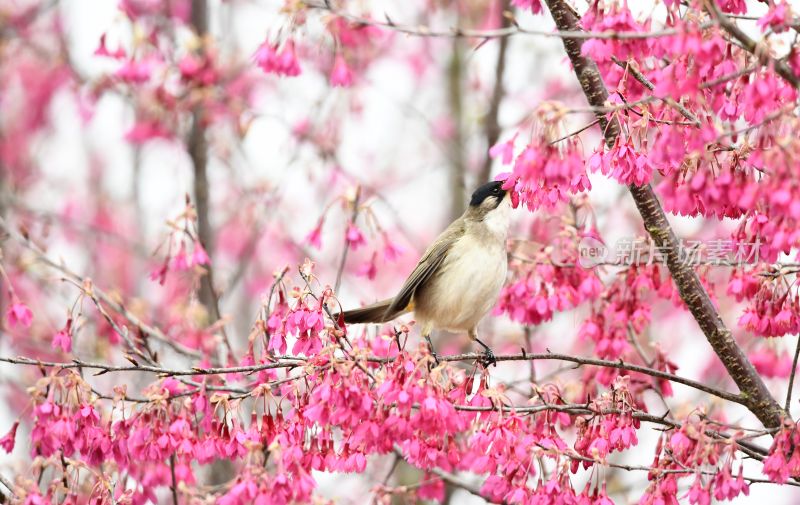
495,212,603,326
493,111,591,211
642,417,751,505
254,6,386,88
5,0,800,503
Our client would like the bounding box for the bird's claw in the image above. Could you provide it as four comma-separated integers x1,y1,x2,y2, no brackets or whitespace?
424,335,440,367
479,348,496,368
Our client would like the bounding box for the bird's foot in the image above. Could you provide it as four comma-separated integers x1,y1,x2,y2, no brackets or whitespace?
473,337,496,368
424,334,440,367
478,347,496,368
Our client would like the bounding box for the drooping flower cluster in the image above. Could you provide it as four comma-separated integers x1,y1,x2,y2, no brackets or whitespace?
645,417,751,504
763,421,800,484
254,40,302,77
266,286,328,356
496,208,603,326
149,204,212,286
737,274,800,338
587,136,655,186
494,128,591,211
573,377,640,465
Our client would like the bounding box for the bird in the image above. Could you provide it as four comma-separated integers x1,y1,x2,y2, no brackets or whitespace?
340,180,512,363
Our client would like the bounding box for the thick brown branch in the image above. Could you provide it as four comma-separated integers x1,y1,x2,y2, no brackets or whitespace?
543,0,784,429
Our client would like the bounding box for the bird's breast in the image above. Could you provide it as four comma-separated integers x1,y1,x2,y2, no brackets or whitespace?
414,232,507,331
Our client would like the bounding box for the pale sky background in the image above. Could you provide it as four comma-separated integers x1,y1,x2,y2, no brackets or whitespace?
1,0,797,503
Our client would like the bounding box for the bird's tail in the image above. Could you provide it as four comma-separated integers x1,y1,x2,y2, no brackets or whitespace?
340,299,407,324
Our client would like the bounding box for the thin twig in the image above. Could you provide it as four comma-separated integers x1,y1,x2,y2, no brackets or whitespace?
479,0,511,185
0,355,302,376
0,472,16,499
392,446,491,502
609,55,701,127
0,217,202,359
786,334,800,414
549,118,600,144
170,454,179,505
701,63,759,89
302,1,715,41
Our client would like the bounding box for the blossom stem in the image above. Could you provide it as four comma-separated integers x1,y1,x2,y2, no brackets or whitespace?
334,186,361,293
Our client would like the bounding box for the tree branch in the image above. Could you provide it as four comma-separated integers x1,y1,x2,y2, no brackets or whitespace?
609,55,701,127
170,454,179,505
543,0,784,429
0,472,16,500
0,351,741,404
447,34,466,221
301,1,714,41
392,446,494,503
706,0,800,89
188,0,233,361
787,334,800,413
335,186,361,293
0,217,202,359
479,0,511,185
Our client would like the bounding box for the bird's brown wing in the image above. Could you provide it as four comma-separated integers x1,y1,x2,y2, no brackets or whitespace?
386,218,464,316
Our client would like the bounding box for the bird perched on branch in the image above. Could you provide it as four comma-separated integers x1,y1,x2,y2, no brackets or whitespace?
340,180,512,363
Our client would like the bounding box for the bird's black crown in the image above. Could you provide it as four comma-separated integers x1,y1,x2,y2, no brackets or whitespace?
469,180,506,207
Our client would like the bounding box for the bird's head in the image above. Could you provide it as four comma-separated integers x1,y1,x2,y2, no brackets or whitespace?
466,181,512,235
469,180,508,213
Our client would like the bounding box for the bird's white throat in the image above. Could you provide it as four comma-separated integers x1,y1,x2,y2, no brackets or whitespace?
482,197,512,239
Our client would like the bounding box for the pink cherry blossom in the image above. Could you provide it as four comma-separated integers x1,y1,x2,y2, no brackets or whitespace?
511,0,542,15
254,40,301,77
330,55,354,87
51,328,72,353
7,302,33,328
5,0,800,502
191,243,210,266
0,422,18,453
305,219,325,249
345,221,366,250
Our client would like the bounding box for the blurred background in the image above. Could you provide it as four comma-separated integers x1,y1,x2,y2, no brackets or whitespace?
0,0,795,502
